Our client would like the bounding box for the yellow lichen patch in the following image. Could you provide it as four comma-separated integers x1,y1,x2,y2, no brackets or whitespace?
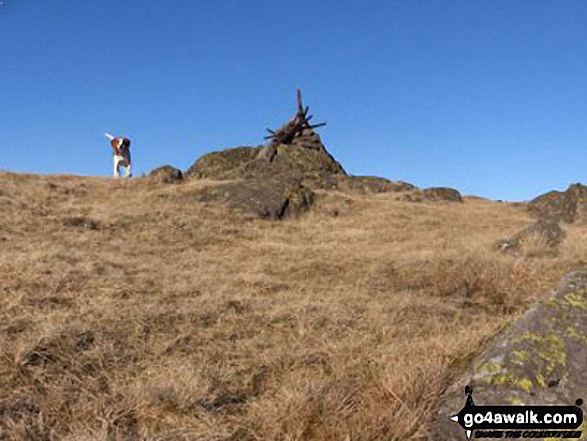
565,291,587,310
535,334,567,376
488,370,534,392
541,298,560,308
516,377,533,392
508,394,525,405
477,361,504,374
474,332,570,394
510,350,530,366
566,326,587,344
511,332,567,376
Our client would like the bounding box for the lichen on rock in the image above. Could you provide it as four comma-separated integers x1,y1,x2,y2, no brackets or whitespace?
434,271,587,440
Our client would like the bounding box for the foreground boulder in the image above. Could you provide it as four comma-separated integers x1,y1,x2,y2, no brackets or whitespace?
528,183,587,223
191,179,314,220
434,271,587,439
497,219,565,252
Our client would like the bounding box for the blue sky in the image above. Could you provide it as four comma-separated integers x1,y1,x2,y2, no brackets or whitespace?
1,1,587,201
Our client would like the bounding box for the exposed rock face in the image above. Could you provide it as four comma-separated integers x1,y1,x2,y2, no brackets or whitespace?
398,187,463,203
324,176,415,194
185,141,424,219
528,183,587,223
148,165,184,183
497,219,565,252
434,271,587,440
185,147,262,180
184,91,430,219
191,178,314,220
422,187,463,202
186,142,346,182
186,91,343,184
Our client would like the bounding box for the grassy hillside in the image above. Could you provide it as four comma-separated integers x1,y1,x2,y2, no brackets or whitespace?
0,171,585,440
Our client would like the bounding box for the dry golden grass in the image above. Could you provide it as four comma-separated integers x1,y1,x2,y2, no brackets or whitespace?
1,171,586,440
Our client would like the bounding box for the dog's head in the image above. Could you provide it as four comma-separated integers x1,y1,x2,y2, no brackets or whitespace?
110,137,131,153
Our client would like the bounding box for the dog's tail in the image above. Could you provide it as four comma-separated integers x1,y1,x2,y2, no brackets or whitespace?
104,133,115,141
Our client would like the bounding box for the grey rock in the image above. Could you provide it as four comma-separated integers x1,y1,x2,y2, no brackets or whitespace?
434,271,587,440
191,178,314,220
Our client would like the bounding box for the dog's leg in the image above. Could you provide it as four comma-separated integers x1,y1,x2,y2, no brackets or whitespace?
114,158,120,178
125,163,132,178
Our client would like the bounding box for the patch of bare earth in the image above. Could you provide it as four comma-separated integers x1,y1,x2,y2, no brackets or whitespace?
1,171,586,440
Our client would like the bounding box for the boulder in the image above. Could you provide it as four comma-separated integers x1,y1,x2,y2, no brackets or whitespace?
186,142,346,183
185,144,417,198
185,91,346,194
497,219,565,252
184,91,425,218
148,165,184,183
434,271,587,440
528,183,587,223
399,187,463,203
191,179,314,220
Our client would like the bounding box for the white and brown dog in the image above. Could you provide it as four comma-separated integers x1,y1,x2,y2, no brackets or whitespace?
104,133,132,178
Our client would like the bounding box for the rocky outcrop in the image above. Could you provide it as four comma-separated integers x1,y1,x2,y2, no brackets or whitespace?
185,147,263,180
324,176,415,194
191,178,314,220
186,142,346,182
183,90,455,219
398,187,463,203
434,271,587,440
528,183,587,223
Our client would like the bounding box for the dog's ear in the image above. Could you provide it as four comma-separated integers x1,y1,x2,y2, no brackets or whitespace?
122,138,131,148
110,139,119,151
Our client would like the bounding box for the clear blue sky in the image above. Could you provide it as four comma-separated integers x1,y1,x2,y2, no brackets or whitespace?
1,1,587,201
